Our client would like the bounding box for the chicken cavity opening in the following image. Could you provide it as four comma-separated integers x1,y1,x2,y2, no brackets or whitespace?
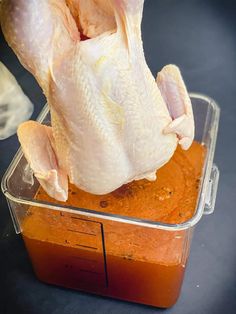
65,0,117,40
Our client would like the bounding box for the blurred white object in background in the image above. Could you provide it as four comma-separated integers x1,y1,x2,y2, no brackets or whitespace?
0,61,33,140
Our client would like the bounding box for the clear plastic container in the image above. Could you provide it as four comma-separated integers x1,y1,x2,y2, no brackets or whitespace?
1,93,220,308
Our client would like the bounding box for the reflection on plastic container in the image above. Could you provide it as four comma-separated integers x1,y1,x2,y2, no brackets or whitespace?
1,94,220,308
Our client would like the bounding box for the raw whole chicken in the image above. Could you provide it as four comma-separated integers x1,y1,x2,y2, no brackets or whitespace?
0,0,194,201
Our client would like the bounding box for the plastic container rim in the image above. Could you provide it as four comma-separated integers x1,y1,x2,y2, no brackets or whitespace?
1,92,220,231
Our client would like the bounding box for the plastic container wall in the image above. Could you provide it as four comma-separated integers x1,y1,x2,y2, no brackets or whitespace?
22,205,194,308
1,93,220,308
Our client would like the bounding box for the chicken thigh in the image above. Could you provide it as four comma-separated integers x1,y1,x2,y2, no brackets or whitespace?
0,0,194,201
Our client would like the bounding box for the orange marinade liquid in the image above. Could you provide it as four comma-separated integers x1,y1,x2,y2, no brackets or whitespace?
22,142,205,308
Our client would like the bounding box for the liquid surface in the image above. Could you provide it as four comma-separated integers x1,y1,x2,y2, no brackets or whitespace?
22,141,205,308
35,141,205,224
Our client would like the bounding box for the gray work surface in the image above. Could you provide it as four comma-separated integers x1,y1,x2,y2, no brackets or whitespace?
0,1,236,313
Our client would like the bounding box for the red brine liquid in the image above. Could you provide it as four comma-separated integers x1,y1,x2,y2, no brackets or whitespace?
22,142,205,308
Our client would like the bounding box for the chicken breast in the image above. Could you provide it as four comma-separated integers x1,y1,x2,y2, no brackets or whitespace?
0,0,194,201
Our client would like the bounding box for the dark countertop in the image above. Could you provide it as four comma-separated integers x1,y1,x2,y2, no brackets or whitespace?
1,0,236,313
